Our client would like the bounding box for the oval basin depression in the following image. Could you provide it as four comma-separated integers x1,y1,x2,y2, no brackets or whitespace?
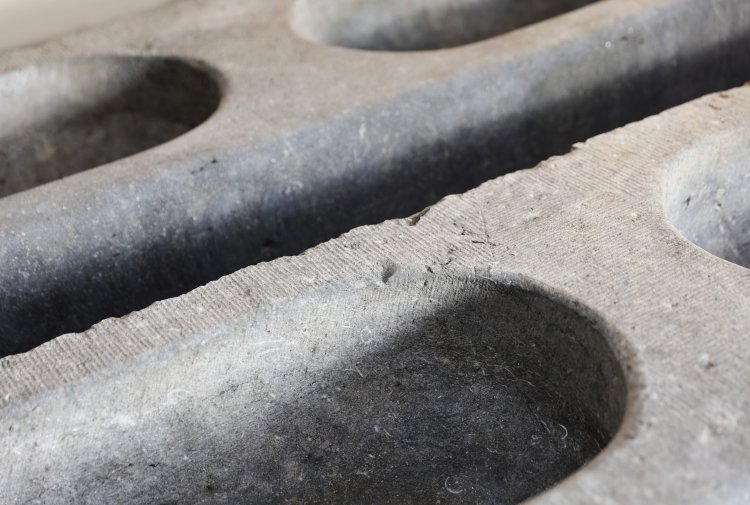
665,130,750,268
291,0,600,51
0,55,221,197
192,276,629,504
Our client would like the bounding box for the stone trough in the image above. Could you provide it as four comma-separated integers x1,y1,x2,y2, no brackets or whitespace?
0,0,749,503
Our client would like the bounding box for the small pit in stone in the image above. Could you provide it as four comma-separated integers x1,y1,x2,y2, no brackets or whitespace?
665,128,750,268
0,55,221,197
291,0,599,51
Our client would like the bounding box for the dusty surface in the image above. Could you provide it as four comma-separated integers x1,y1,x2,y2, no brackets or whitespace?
1,0,750,503
1,87,750,503
291,0,600,51
0,0,749,354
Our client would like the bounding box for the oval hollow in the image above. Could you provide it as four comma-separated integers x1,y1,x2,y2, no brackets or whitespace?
0,55,221,197
0,275,631,505
291,0,600,51
665,129,750,269
202,275,629,504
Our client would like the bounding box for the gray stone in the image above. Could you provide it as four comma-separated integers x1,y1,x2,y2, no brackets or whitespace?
291,0,600,51
665,123,750,269
2,85,750,504
0,55,220,197
0,0,749,355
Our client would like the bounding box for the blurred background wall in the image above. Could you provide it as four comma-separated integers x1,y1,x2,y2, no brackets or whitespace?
0,0,175,52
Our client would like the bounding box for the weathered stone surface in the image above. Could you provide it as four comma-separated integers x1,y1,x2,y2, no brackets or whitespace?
2,86,750,504
664,125,750,269
0,55,220,197
0,0,749,354
291,0,600,51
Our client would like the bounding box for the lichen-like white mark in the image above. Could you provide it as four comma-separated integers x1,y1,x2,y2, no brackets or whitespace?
559,423,569,440
256,347,283,358
539,419,551,433
444,477,465,495
249,339,286,347
342,365,364,378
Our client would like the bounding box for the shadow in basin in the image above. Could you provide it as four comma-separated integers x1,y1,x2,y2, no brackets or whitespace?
665,126,750,269
291,0,600,51
118,278,628,505
0,55,221,197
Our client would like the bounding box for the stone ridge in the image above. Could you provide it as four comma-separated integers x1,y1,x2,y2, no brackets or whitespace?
0,0,749,352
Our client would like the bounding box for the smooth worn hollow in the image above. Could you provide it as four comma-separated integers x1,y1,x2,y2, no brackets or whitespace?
0,55,221,197
248,278,628,504
665,130,750,268
33,276,628,504
291,0,599,51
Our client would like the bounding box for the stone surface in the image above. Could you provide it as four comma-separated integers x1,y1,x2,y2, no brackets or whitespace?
1,0,750,503
291,0,600,51
0,0,749,354
2,86,750,503
664,127,750,269
0,55,220,197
